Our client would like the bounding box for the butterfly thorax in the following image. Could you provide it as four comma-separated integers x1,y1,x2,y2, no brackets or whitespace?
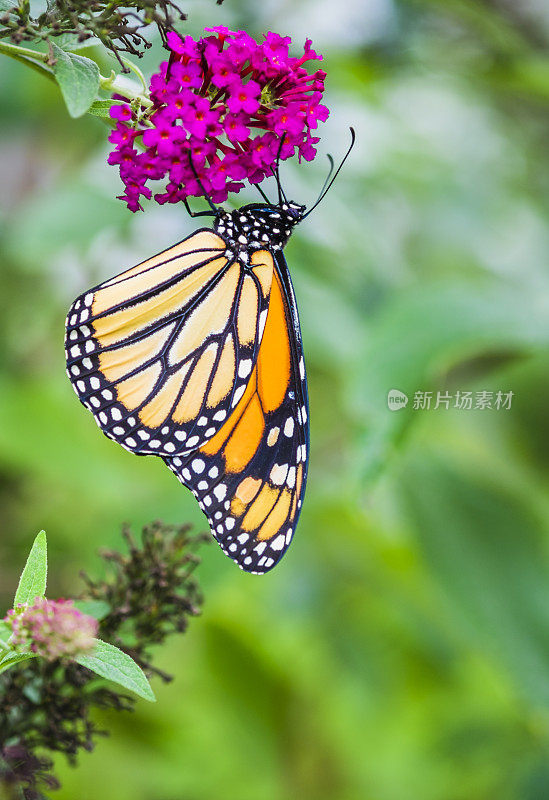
214,201,305,258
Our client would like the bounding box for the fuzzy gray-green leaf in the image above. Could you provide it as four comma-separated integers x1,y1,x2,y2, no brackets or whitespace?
76,639,155,702
51,43,100,118
14,530,48,607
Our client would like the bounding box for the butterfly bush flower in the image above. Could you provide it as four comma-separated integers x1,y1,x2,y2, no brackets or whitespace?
108,27,329,211
4,598,98,661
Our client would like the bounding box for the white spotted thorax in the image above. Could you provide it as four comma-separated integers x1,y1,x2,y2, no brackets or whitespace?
214,201,306,258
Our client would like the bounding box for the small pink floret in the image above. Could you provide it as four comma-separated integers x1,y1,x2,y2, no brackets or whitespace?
4,597,98,661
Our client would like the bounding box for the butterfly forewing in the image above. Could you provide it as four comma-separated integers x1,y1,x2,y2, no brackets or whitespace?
65,231,273,457
165,257,309,574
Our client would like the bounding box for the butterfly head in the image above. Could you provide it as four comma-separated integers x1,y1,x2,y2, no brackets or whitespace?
214,200,305,255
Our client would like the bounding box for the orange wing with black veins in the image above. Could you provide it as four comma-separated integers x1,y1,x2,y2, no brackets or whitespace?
65,231,273,458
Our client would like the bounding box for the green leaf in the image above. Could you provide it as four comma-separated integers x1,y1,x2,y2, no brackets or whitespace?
0,653,36,676
0,0,16,11
87,99,123,119
73,599,110,620
76,640,156,702
0,621,11,640
14,531,47,607
51,42,100,118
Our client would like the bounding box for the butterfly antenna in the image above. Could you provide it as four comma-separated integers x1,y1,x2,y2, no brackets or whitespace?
303,127,356,219
318,154,335,198
187,151,218,215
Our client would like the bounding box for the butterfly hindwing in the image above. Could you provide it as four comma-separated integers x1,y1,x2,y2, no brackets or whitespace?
165,252,309,574
65,231,273,457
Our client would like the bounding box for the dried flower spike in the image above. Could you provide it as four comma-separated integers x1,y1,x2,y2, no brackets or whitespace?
5,598,98,661
108,27,329,211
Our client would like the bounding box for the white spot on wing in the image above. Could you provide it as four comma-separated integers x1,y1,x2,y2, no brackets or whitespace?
271,534,285,551
213,484,227,501
287,466,296,489
258,309,268,338
232,385,246,407
270,463,288,486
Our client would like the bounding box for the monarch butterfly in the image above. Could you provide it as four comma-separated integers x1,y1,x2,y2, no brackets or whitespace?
65,131,354,574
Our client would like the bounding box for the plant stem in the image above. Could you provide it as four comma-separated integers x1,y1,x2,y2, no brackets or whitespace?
0,39,152,105
0,40,49,61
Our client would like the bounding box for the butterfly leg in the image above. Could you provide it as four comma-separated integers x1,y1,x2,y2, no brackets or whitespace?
183,197,217,218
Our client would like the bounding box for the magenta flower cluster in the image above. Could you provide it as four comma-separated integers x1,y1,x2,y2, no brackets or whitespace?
108,27,329,211
5,597,98,661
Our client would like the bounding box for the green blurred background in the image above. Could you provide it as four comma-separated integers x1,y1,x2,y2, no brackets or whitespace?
3,0,549,797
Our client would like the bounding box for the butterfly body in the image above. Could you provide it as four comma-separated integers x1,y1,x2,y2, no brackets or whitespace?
214,201,305,255
65,200,309,574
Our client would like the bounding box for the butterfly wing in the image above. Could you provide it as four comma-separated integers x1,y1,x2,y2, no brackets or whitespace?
65,230,273,457
165,251,309,574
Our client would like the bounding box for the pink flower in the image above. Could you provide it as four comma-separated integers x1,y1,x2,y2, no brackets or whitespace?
110,103,132,122
204,25,230,37
5,598,98,661
182,96,221,139
248,131,279,168
299,133,320,161
171,60,203,90
268,104,306,138
227,79,261,115
142,124,180,157
108,28,330,211
295,38,322,67
108,121,136,148
224,113,250,142
210,55,237,89
187,136,217,167
263,32,291,67
166,31,201,61
155,180,186,205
